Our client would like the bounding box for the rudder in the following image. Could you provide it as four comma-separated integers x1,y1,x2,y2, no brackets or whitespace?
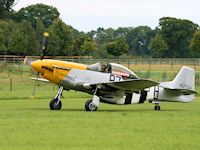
172,66,195,91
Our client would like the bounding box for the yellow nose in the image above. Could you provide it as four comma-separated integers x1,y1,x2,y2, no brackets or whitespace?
31,60,46,74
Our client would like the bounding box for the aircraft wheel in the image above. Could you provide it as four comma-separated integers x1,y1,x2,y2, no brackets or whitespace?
154,105,160,111
49,98,62,110
85,99,97,111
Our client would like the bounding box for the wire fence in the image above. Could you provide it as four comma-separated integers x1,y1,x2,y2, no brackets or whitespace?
1,57,200,93
0,62,200,87
1,55,200,65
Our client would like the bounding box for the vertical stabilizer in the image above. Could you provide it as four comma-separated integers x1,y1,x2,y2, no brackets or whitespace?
172,66,195,91
160,66,196,94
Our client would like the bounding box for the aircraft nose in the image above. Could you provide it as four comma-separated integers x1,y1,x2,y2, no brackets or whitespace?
31,60,46,74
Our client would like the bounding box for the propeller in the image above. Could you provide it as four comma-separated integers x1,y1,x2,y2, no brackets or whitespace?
31,32,49,98
24,32,49,65
40,32,49,60
31,72,40,97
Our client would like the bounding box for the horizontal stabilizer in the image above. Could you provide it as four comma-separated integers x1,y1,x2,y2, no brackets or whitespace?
159,85,197,94
159,66,197,94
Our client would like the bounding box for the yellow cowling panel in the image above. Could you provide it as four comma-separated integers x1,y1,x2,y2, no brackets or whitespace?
42,59,87,84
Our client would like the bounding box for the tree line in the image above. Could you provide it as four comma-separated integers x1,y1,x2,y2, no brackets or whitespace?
0,1,200,58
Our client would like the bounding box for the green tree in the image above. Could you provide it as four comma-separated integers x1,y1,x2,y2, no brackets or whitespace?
19,20,39,55
0,0,15,19
94,44,111,58
8,29,28,55
159,17,198,57
113,27,130,38
0,29,6,54
0,21,8,54
46,31,61,56
13,3,59,28
87,30,96,39
73,37,84,56
87,27,131,58
149,34,168,57
106,37,128,57
104,28,115,41
126,26,155,56
189,31,200,57
47,18,74,55
0,19,17,54
93,28,107,46
81,37,96,55
36,19,45,41
70,30,87,56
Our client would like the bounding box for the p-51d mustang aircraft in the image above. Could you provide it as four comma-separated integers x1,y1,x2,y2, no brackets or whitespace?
29,32,197,111
31,59,197,111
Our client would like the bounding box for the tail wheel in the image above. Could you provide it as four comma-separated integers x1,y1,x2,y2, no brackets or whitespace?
49,98,62,110
85,99,97,111
154,105,160,111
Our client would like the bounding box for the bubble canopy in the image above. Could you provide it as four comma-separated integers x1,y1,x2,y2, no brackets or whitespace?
87,62,139,79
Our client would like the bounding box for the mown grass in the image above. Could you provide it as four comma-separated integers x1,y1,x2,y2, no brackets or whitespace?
0,64,200,150
0,92,200,150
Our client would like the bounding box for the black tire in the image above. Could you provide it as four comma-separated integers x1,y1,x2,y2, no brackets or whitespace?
154,105,160,111
85,99,97,111
49,98,62,110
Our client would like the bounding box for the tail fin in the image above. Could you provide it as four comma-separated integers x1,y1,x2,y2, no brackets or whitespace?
160,66,197,94
172,66,195,91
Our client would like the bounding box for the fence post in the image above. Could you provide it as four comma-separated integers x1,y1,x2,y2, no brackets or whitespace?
127,59,130,69
10,78,12,91
149,59,151,71
162,71,167,81
146,70,150,78
193,60,197,71
195,73,199,84
171,60,173,71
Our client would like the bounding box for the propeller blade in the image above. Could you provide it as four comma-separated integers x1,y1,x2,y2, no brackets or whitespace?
31,32,49,97
24,56,38,66
32,72,40,97
40,32,49,60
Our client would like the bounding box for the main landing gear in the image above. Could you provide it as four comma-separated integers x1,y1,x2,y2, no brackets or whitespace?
49,86,63,110
85,99,97,111
154,103,160,111
85,87,100,111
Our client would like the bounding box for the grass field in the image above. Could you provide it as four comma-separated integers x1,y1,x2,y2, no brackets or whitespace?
0,91,200,150
1,64,200,150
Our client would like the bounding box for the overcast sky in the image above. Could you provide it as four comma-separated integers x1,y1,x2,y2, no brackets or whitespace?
13,0,200,32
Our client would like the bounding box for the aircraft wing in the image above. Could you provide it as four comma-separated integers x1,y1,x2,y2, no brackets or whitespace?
85,79,158,92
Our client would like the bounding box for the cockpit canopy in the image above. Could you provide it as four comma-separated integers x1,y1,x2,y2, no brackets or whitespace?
87,62,139,79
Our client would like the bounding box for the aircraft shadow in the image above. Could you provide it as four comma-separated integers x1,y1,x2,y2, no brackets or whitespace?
13,107,193,112
60,108,192,112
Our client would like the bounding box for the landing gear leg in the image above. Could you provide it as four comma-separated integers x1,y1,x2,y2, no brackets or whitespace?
154,103,160,111
49,86,63,110
85,86,100,111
